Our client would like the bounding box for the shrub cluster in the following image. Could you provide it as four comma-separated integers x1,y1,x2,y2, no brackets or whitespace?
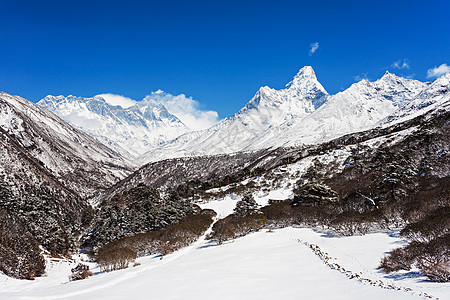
84,184,196,250
261,183,378,236
95,208,216,269
69,263,93,281
208,193,267,244
96,247,137,273
208,213,268,244
380,207,450,282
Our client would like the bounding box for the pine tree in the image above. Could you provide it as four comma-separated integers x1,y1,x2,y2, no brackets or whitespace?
234,193,260,217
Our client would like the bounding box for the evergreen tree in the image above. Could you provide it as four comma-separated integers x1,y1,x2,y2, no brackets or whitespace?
234,193,260,217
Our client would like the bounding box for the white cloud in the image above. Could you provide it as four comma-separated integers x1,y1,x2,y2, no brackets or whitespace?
96,93,137,108
391,59,410,69
353,73,369,81
144,91,220,130
309,42,319,56
427,63,450,78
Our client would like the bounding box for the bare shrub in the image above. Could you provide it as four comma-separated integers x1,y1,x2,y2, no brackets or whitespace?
96,247,137,272
380,234,450,282
95,209,216,262
379,247,415,273
69,263,92,281
400,207,450,243
208,213,268,244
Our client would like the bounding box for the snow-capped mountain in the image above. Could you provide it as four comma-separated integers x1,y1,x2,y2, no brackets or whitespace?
253,71,429,148
137,66,328,163
138,67,430,164
380,72,450,126
0,91,133,198
38,94,189,160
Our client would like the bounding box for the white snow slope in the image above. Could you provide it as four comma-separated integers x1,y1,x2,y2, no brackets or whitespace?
0,91,133,197
38,94,190,160
1,196,448,300
138,67,433,164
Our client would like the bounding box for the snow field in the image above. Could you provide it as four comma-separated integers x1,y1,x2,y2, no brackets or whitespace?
2,195,449,300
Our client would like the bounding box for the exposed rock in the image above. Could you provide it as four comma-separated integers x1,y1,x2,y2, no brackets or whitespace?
292,183,338,206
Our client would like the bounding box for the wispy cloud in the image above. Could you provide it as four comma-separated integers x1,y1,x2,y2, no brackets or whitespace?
309,42,319,56
354,73,369,81
96,93,137,108
427,63,450,78
391,59,410,69
144,91,220,130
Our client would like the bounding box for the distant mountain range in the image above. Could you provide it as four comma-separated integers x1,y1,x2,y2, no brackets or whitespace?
137,67,437,164
39,67,447,166
38,93,189,160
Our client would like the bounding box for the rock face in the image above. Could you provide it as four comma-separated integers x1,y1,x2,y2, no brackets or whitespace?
292,184,338,206
380,72,450,126
38,93,189,161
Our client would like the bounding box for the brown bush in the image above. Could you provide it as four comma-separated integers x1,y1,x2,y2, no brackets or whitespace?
379,247,415,273
69,264,93,281
380,234,449,282
95,209,216,262
327,210,375,236
419,261,450,283
400,207,450,243
208,213,268,244
96,247,137,272
261,201,296,227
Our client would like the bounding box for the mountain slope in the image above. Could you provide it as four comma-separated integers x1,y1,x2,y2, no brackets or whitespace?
0,92,133,198
38,94,189,160
138,68,428,164
0,122,92,279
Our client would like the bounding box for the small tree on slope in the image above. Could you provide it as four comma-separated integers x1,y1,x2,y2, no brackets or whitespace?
234,193,260,217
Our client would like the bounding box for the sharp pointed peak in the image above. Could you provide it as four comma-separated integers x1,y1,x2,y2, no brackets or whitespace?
284,66,320,89
294,66,316,78
381,70,397,78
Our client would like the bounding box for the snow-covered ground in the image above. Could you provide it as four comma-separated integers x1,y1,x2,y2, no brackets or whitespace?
1,196,449,300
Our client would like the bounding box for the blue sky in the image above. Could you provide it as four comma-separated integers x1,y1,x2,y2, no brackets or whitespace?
0,0,449,119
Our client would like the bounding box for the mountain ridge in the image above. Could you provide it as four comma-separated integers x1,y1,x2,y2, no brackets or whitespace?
38,94,189,160
137,67,434,164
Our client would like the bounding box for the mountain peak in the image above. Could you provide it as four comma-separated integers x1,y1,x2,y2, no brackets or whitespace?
380,70,400,81
282,66,328,103
285,66,317,88
296,65,316,77
38,94,188,160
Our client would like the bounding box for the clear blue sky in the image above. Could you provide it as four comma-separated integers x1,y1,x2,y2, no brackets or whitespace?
0,0,449,118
